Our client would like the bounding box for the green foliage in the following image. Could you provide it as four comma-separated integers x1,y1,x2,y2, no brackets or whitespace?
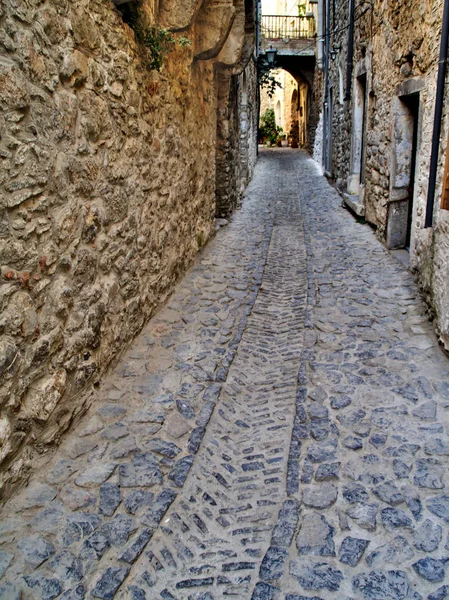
298,3,307,16
178,37,192,48
259,109,283,145
126,4,191,71
257,56,282,99
138,26,176,71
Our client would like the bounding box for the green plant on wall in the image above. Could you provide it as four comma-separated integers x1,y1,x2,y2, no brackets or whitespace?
298,3,307,15
126,3,191,71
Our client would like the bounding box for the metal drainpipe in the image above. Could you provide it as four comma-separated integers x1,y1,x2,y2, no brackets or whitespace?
317,0,325,70
425,0,449,228
323,0,331,169
255,0,260,58
344,0,355,101
324,0,331,101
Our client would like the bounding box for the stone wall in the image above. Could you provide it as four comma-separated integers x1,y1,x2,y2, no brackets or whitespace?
316,0,449,350
0,0,256,499
238,59,259,196
312,60,324,166
215,56,258,217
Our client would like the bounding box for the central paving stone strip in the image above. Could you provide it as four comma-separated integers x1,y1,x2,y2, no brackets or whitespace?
1,149,449,600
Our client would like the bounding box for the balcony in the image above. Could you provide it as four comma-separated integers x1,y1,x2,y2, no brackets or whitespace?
261,14,316,41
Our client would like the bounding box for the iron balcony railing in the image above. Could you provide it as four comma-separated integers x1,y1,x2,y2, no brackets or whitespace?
261,14,316,40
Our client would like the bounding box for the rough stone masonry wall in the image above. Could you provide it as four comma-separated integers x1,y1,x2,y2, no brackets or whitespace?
361,0,449,350
324,0,449,350
0,0,255,499
326,0,371,188
429,85,449,350
363,0,441,233
238,58,258,196
216,53,258,217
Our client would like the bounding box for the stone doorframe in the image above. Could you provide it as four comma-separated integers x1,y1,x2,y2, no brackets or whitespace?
386,78,424,250
345,57,370,216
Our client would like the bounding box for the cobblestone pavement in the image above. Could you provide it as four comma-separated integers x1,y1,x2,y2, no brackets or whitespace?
1,149,449,600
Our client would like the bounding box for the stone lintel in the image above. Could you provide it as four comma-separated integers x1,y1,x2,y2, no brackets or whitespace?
396,77,425,98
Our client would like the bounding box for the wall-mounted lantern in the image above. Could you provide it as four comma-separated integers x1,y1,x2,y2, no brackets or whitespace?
266,45,278,66
330,44,342,61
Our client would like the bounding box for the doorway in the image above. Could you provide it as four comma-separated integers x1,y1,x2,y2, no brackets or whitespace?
358,74,367,187
403,94,419,249
324,86,333,175
387,93,420,250
347,73,367,200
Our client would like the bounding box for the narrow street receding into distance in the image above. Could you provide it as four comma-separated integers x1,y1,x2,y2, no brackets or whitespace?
1,149,449,600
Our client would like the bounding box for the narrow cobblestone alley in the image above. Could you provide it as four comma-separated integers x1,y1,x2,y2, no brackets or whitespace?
1,149,449,600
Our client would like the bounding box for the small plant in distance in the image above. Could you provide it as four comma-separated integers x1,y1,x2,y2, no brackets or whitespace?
126,4,191,71
259,109,283,145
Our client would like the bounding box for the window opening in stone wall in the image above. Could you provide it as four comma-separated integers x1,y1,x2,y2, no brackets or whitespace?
441,128,449,211
116,0,138,26
338,60,344,105
242,72,248,106
405,94,419,248
324,86,334,174
245,0,255,27
347,72,366,200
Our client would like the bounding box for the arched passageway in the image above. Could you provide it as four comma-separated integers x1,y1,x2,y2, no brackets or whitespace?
259,68,311,149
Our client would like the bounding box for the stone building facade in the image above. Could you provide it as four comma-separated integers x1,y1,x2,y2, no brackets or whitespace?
315,0,449,350
0,0,258,499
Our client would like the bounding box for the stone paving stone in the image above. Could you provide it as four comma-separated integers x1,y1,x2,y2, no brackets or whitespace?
60,586,86,600
1,150,449,598
365,535,415,568
338,536,370,566
296,512,335,556
352,570,422,599
0,551,14,579
92,566,131,599
17,534,55,568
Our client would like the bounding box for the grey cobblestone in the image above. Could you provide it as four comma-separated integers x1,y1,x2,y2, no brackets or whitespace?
0,150,449,598
279,152,449,599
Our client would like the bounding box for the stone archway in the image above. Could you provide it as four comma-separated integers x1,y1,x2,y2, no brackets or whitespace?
272,55,317,151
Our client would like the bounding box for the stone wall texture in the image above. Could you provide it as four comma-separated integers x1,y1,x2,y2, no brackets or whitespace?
0,0,256,499
317,0,449,351
215,57,258,217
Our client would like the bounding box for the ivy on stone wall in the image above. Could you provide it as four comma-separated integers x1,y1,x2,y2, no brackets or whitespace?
124,3,191,71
